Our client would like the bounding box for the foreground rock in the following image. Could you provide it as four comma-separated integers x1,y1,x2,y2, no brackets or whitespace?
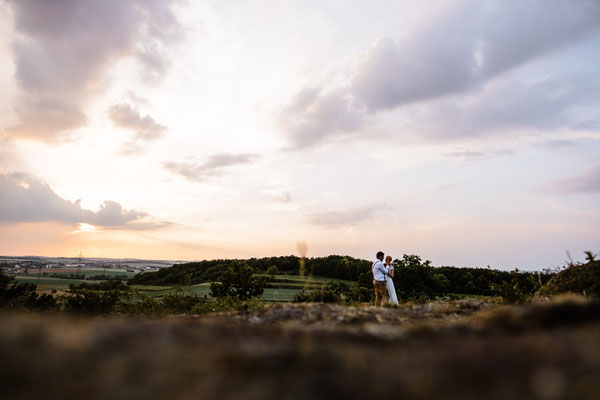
1,299,599,400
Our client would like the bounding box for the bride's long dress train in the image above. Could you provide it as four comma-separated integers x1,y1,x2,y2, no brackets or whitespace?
386,278,398,305
386,277,399,305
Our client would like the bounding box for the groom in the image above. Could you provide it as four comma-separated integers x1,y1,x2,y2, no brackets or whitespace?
372,251,389,306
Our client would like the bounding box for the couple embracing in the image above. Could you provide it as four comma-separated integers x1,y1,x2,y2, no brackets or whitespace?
372,251,399,306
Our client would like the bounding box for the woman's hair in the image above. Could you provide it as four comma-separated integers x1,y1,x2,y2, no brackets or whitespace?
385,255,392,262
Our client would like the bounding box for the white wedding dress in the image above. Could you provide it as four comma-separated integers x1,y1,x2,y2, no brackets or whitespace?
386,266,399,305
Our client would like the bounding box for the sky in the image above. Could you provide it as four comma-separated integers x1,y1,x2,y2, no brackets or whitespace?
0,0,599,270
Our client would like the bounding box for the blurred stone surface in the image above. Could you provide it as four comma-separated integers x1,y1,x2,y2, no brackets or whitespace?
1,299,599,400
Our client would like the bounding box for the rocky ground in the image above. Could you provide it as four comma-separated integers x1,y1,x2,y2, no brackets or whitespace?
1,298,599,400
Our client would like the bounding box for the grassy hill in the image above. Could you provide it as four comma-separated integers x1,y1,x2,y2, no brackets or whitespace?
129,273,357,303
126,254,552,303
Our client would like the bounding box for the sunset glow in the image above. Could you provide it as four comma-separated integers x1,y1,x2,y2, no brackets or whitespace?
73,223,98,234
0,0,599,269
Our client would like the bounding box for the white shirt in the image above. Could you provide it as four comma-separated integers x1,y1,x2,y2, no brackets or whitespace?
372,260,388,282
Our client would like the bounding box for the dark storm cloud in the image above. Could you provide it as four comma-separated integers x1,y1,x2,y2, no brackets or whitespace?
282,0,600,148
4,0,183,142
0,173,168,229
163,153,260,182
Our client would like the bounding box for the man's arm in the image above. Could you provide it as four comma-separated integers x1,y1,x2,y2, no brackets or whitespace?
376,263,388,276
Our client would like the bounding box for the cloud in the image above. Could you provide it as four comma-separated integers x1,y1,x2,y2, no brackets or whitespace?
0,139,23,174
262,190,292,203
163,153,259,182
279,87,365,149
136,44,172,85
350,5,479,111
4,0,183,142
352,0,600,112
0,173,169,229
6,98,88,141
444,148,516,161
444,150,487,162
548,165,600,194
534,139,578,150
108,103,166,141
416,74,600,140
308,203,391,228
281,0,600,147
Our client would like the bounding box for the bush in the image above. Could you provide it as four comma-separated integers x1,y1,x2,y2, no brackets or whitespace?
0,270,57,311
392,254,440,302
70,281,130,292
267,266,278,279
192,296,263,314
62,289,120,315
489,268,540,304
293,281,372,304
210,261,267,300
121,296,165,316
160,289,206,314
538,258,600,298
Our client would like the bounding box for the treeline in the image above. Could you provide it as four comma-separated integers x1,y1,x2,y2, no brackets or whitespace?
128,255,372,286
128,254,551,301
391,254,551,302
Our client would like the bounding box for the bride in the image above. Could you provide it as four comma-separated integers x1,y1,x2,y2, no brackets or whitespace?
384,256,399,305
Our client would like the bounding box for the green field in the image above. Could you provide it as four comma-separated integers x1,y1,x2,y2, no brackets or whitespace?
15,276,91,291
276,274,355,282
24,268,136,278
262,288,305,302
16,271,353,302
265,274,356,293
127,284,303,302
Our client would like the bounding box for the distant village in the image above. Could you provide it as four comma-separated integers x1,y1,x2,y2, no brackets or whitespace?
0,257,171,275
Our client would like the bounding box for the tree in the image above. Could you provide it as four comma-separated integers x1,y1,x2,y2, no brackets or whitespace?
0,270,56,310
267,266,278,279
210,261,267,300
63,289,119,315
